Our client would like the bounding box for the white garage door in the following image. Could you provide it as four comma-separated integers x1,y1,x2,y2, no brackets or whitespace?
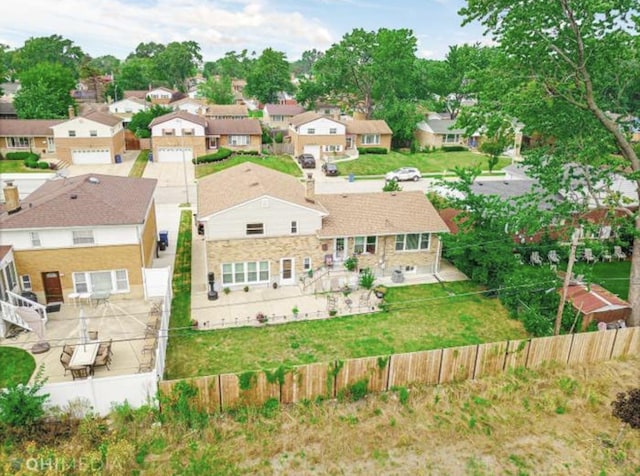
157,147,193,163
303,145,320,160
72,149,111,165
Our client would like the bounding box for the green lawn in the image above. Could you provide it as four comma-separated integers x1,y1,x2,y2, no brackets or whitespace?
573,260,631,299
164,280,528,379
0,159,51,174
195,155,301,179
336,150,512,177
128,150,149,178
0,347,36,388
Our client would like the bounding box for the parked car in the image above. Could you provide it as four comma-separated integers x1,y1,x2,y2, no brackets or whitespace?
322,163,339,176
385,167,421,182
297,153,316,169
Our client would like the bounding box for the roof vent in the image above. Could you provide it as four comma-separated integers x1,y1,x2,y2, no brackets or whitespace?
88,177,100,184
70,194,78,199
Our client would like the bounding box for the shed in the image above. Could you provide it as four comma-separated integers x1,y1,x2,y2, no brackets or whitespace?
564,282,631,330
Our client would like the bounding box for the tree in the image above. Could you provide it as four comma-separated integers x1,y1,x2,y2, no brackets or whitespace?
245,48,292,104
114,57,158,91
373,99,421,148
14,63,76,119
460,0,640,325
204,49,255,79
0,43,9,95
156,41,202,92
310,28,418,118
290,48,324,77
197,76,234,104
11,35,85,77
127,42,166,60
87,55,121,76
128,105,173,138
479,135,509,172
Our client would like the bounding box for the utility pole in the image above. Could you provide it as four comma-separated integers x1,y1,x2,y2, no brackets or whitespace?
555,231,579,335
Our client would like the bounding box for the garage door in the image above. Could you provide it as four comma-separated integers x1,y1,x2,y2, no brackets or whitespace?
157,147,193,163
72,149,111,165
303,145,320,160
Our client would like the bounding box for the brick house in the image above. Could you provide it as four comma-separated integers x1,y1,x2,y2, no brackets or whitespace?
262,103,305,129
208,119,262,152
108,97,149,124
0,119,63,158
345,119,393,152
204,104,249,120
0,174,158,303
197,163,449,290
50,110,126,165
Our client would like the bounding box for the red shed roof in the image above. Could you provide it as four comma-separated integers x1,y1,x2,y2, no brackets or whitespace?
565,283,630,314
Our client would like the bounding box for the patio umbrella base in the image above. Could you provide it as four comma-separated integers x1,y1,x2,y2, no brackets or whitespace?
31,342,51,354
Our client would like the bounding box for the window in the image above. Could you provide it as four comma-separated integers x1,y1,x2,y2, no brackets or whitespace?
246,223,264,235
329,128,337,135
68,130,76,137
72,230,95,245
324,144,342,152
354,236,377,254
182,128,195,136
395,233,430,251
30,232,41,247
303,257,311,271
444,134,460,144
21,275,32,291
72,269,129,293
222,261,270,285
162,128,175,136
307,128,316,134
89,130,97,137
229,135,249,146
291,221,298,234
7,137,29,148
362,134,380,145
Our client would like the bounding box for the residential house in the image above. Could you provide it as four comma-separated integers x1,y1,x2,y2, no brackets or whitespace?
197,163,449,290
50,110,125,165
0,174,158,303
149,111,208,163
170,97,207,116
0,245,18,301
0,102,17,119
208,119,262,152
288,112,393,160
0,119,63,157
415,114,472,149
262,103,305,129
108,97,149,124
124,87,183,105
314,103,342,120
205,104,249,120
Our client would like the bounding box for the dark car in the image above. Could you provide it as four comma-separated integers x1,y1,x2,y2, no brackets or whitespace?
322,163,339,176
297,153,316,169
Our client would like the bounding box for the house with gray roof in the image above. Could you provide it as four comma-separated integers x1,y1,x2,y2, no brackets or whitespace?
197,163,449,290
262,103,305,129
415,115,476,149
0,119,64,157
0,174,158,303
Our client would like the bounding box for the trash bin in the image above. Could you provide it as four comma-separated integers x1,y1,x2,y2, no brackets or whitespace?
159,230,169,247
157,239,166,251
148,152,153,162
348,173,355,183
115,154,122,164
20,291,38,304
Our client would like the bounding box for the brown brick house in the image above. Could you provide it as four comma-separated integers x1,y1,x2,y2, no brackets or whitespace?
0,119,63,158
208,119,262,152
0,174,158,302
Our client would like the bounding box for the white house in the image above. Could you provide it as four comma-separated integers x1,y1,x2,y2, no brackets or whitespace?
108,98,149,123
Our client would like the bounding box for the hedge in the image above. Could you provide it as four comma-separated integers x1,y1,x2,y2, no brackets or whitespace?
357,147,388,155
38,161,51,169
192,147,233,164
441,145,468,152
6,152,40,161
24,160,39,168
233,150,260,156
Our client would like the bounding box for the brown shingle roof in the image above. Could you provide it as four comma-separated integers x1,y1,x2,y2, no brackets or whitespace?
0,174,157,229
0,119,63,136
149,110,207,128
207,118,262,135
290,111,324,127
317,191,450,238
82,110,122,127
0,245,12,260
198,163,326,218
205,104,248,117
344,119,392,135
124,90,149,100
264,104,305,116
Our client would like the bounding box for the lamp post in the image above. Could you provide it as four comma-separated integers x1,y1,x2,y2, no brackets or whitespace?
176,118,190,205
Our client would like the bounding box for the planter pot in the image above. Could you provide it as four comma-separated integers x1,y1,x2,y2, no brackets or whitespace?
374,291,385,299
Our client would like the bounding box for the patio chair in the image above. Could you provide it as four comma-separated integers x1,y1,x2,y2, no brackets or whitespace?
601,249,612,262
98,339,113,359
70,365,92,380
614,246,626,261
93,351,111,371
63,344,75,356
583,248,595,263
60,351,72,376
547,250,560,265
326,295,338,312
88,330,98,341
530,251,543,266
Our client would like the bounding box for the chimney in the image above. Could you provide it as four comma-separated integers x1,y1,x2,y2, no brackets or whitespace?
3,181,21,214
68,105,75,119
305,173,315,203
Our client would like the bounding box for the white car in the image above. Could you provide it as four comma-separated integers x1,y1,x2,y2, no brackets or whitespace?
385,167,421,182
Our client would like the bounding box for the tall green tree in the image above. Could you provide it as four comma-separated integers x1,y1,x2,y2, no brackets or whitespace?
197,76,234,104
156,41,202,92
14,63,76,119
290,48,324,77
128,104,173,138
244,48,292,104
11,35,85,76
0,44,9,95
309,28,418,118
127,42,166,60
87,55,121,76
114,57,158,91
204,49,255,79
372,99,421,148
460,0,640,325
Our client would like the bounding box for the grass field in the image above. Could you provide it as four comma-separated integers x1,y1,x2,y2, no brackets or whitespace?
164,281,527,379
573,260,631,299
336,150,512,176
0,347,36,388
0,159,50,174
128,150,149,178
195,154,301,179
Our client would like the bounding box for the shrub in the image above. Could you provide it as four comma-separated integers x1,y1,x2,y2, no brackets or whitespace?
0,367,49,429
6,151,39,161
359,268,376,289
274,132,284,144
233,150,260,155
24,159,39,168
382,179,402,192
344,255,358,272
38,161,50,169
357,147,388,155
192,147,233,164
441,145,468,152
338,378,369,402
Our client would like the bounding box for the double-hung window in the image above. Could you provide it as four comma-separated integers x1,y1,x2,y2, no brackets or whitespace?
354,236,377,254
72,230,95,245
222,261,270,285
395,233,430,251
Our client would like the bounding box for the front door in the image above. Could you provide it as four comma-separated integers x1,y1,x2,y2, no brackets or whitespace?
334,237,347,262
42,271,63,303
280,258,295,286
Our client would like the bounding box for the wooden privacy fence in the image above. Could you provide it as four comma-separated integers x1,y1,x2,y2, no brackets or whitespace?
159,327,640,413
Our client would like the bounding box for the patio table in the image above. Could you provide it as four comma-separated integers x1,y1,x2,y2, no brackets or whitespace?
91,291,111,306
69,342,99,367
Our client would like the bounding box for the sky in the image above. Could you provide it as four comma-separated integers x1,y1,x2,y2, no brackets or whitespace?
0,0,489,62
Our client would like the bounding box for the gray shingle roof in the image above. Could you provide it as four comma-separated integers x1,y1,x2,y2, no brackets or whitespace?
207,118,262,135
0,119,63,136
